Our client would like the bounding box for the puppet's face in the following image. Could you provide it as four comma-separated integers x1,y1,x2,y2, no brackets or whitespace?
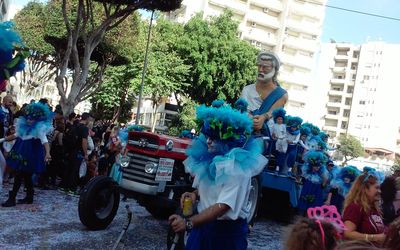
344,177,351,184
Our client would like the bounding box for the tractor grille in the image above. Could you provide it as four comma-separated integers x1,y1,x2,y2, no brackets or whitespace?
122,153,159,186
128,134,159,151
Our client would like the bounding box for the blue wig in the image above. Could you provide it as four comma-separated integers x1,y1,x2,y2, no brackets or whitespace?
272,107,286,123
0,21,28,81
286,115,303,135
17,102,53,140
331,166,361,197
319,131,329,142
197,100,253,149
127,125,144,132
118,128,129,147
233,98,248,113
301,150,328,184
302,122,320,136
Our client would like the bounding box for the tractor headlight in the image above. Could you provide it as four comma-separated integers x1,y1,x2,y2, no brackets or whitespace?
166,140,174,151
120,156,130,168
145,162,158,174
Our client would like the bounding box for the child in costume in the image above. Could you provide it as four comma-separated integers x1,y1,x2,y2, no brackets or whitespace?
325,166,361,213
1,102,52,207
271,108,287,173
298,150,328,214
169,99,268,250
284,115,302,175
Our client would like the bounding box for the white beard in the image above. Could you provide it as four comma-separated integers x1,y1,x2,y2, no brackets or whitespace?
257,69,275,82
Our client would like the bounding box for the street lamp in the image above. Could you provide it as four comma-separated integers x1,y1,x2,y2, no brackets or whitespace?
135,10,155,125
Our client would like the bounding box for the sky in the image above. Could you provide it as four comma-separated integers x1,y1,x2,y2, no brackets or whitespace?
7,0,400,44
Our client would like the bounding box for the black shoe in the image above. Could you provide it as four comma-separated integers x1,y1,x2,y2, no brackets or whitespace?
2,198,16,207
17,197,33,204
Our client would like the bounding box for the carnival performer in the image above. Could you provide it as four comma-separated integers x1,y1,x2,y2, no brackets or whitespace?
322,160,339,202
298,150,328,214
1,102,52,207
0,21,28,193
342,169,386,245
240,51,288,135
271,108,287,172
325,166,361,213
284,115,302,175
169,99,268,250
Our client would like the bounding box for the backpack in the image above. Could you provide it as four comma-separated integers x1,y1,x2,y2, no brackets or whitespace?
63,123,79,152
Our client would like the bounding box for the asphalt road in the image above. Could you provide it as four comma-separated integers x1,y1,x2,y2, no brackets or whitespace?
0,184,288,250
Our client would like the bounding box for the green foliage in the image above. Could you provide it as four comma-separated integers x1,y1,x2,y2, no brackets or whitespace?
337,134,365,164
176,11,258,104
90,65,137,123
168,98,197,136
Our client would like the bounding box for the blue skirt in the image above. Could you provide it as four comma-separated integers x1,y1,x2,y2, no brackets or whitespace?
185,219,248,250
7,138,46,174
298,180,324,211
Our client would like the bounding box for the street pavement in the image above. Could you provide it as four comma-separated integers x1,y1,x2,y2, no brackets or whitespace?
0,184,288,249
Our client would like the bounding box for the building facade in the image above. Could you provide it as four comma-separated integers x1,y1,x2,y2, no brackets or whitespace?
316,41,400,171
0,0,10,21
167,0,327,117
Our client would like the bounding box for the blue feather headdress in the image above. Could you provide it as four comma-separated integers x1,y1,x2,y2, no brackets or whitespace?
286,115,303,135
319,131,329,142
362,168,385,184
272,107,286,123
307,135,327,151
197,99,253,148
0,21,29,82
300,126,311,136
16,102,53,140
302,122,320,136
127,125,144,132
184,99,267,184
118,128,129,147
301,150,328,184
331,166,361,197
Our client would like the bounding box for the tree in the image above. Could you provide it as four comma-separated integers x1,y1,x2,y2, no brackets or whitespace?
14,0,182,115
90,65,137,123
168,98,197,136
176,11,258,104
12,2,58,99
337,134,365,165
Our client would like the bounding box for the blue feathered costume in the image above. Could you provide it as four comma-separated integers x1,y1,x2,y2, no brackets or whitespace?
182,99,268,250
329,166,361,213
0,21,29,91
2,102,53,207
298,150,328,213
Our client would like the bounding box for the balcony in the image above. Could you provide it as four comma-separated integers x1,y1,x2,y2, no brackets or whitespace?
247,9,280,29
284,36,318,53
330,78,346,84
241,26,277,46
287,88,308,104
332,66,346,73
323,125,338,131
328,90,344,96
334,54,349,61
286,18,321,36
279,52,314,70
325,114,340,120
250,0,283,12
290,0,324,19
209,0,247,15
326,102,342,108
278,72,310,86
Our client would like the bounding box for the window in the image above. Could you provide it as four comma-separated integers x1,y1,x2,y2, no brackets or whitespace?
359,100,366,105
343,110,350,117
352,74,356,80
363,75,370,80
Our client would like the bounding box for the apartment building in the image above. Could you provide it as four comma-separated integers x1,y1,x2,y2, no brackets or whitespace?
0,0,10,21
167,0,327,117
316,41,400,170
347,42,400,152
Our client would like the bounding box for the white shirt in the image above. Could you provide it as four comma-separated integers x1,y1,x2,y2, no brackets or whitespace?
272,123,286,139
240,83,262,113
286,133,300,145
194,173,251,220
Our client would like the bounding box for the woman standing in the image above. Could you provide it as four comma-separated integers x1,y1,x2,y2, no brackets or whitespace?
1,102,52,207
342,171,386,245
